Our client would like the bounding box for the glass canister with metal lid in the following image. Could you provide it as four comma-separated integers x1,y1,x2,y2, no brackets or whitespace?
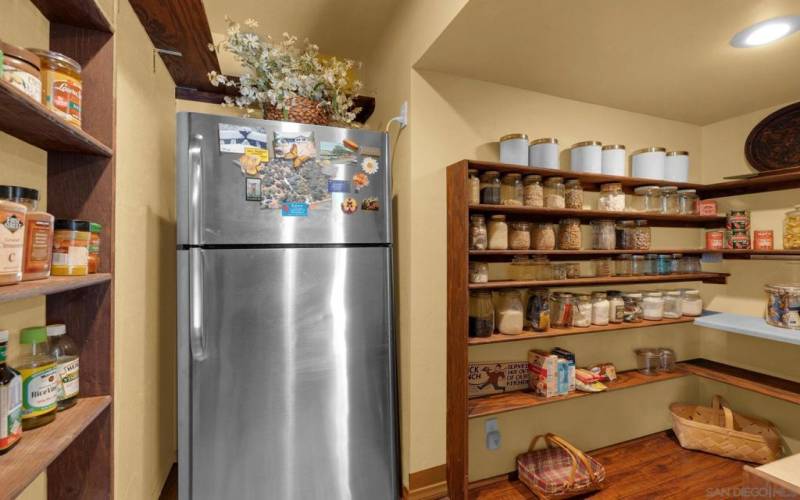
480,171,501,205
632,186,661,213
29,49,82,128
523,175,544,207
544,177,565,208
660,186,679,214
565,180,584,209
497,289,525,335
765,283,800,330
467,169,480,205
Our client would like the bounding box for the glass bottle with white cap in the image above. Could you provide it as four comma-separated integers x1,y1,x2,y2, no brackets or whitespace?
47,323,79,411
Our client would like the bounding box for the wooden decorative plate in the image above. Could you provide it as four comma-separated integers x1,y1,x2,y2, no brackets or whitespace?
745,101,800,172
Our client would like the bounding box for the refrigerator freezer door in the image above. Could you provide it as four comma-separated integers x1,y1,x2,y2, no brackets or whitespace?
186,247,398,500
177,112,391,246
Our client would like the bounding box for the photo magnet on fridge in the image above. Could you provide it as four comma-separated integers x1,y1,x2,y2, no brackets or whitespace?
245,178,262,201
219,123,268,153
327,179,352,193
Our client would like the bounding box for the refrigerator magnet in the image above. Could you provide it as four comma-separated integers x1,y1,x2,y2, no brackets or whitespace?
245,178,262,201
359,145,381,157
342,138,359,151
352,172,369,192
341,197,358,214
219,123,268,153
327,179,351,193
274,131,317,168
320,141,356,164
361,157,379,175
361,197,380,211
281,202,309,217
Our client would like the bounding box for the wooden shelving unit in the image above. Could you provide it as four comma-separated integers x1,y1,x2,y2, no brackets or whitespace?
469,272,729,289
472,249,800,260
680,359,800,405
471,204,725,227
0,1,116,497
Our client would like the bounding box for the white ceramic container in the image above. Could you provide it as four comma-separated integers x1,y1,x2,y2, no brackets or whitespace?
570,140,602,173
499,133,529,166
528,137,559,169
631,147,666,180
601,144,626,176
664,151,690,182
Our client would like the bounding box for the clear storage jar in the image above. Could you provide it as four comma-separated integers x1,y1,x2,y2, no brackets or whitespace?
660,186,679,214
658,348,677,372
678,189,698,215
642,291,664,320
597,182,625,211
608,291,624,323
531,256,552,281
469,215,487,250
558,218,581,250
635,348,660,375
544,177,565,208
572,293,592,327
633,220,651,250
632,186,661,213
469,261,489,283
527,288,550,332
550,293,574,328
591,292,610,326
497,290,525,335
681,289,703,316
480,171,501,205
52,219,90,276
551,262,568,280
591,219,616,250
469,291,494,338
467,169,480,205
592,257,613,277
564,262,580,279
488,215,508,250
644,254,658,275
565,180,584,209
616,220,635,249
523,175,544,207
663,290,682,318
623,293,643,322
615,254,632,276
783,205,800,250
679,255,701,273
533,223,556,250
509,221,531,250
671,253,682,274
631,255,646,275
500,173,523,206
656,254,672,275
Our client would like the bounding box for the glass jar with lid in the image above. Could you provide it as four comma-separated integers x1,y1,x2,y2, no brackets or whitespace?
635,348,660,375
523,175,544,207
608,291,625,323
527,288,550,332
0,196,27,286
597,182,626,211
656,254,672,275
29,49,83,127
633,220,651,250
663,290,682,318
469,261,489,283
681,289,703,316
783,205,800,249
592,257,613,277
572,293,592,327
500,173,524,206
509,221,531,250
469,214,487,250
632,186,661,212
509,256,530,281
469,291,494,338
565,179,584,209
531,256,552,281
551,262,568,280
644,254,658,275
488,215,508,250
480,171,501,204
616,220,635,249
623,293,643,322
591,292,610,326
678,189,698,215
671,253,683,274
467,169,480,204
660,186,679,214
615,254,632,276
544,177,565,208
642,291,665,320
631,255,646,275
557,218,581,250
533,222,556,250
497,290,525,335
564,262,580,279
550,293,574,328
591,219,616,250
679,255,701,273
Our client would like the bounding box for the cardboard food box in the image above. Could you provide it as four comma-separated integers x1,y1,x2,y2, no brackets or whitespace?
528,350,559,398
468,360,529,398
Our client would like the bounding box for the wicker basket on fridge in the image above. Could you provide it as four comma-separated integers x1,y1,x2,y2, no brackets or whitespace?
670,395,783,464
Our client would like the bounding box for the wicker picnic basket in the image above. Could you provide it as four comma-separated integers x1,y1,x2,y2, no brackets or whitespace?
516,433,605,499
670,395,783,464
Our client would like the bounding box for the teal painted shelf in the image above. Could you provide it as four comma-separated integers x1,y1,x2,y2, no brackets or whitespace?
694,311,800,346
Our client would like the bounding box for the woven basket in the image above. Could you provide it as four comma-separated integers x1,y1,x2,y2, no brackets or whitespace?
670,395,783,464
265,96,329,125
517,433,605,499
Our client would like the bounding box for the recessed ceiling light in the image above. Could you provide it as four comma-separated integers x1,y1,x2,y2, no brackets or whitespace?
730,16,800,48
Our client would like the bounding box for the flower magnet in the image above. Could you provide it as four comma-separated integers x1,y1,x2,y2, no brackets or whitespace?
361,157,379,175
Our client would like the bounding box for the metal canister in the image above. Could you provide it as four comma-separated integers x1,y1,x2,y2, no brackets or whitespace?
726,229,751,249
726,209,750,231
526,288,550,332
706,230,724,250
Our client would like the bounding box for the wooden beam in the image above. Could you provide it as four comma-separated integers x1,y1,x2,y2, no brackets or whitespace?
30,0,113,33
129,0,220,92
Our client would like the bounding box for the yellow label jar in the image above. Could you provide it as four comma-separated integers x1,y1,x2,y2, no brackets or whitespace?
28,49,82,128
52,219,90,276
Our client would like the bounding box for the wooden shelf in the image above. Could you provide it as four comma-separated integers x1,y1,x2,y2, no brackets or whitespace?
0,396,111,499
30,0,113,32
468,316,695,345
680,359,800,405
700,168,800,199
471,249,800,261
470,205,725,228
468,272,729,289
0,80,112,157
468,368,689,418
694,311,800,346
0,274,112,304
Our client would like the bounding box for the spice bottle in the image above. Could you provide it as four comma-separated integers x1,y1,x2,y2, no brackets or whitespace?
52,219,91,276
15,327,58,430
0,197,27,286
0,330,22,454
0,186,54,281
47,324,79,411
88,222,101,274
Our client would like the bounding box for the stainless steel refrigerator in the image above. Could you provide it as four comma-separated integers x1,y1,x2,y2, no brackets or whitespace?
176,112,398,500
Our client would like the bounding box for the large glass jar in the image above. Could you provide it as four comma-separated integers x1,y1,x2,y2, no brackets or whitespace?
633,186,661,212
591,219,616,250
644,254,658,275
681,289,703,316
526,288,550,332
531,256,552,281
591,292,610,325
469,261,489,283
678,189,698,215
592,257,613,277
660,186,679,214
467,169,480,205
30,49,83,128
633,220,651,250
469,214,487,250
558,218,582,250
623,293,643,322
533,222,556,250
551,262,568,280
509,221,531,250
488,215,508,250
497,290,525,335
597,182,625,211
615,254,632,276
500,173,523,206
572,293,592,327
784,205,800,249
608,291,624,323
671,253,682,274
616,220,635,249
564,262,580,279
544,177,565,208
480,171,501,204
642,291,664,320
679,255,701,273
523,175,544,207
663,290,682,318
631,255,646,275
550,293,574,328
469,291,494,337
565,179,584,209
656,254,672,275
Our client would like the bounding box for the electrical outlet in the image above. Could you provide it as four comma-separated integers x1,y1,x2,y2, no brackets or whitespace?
485,418,501,450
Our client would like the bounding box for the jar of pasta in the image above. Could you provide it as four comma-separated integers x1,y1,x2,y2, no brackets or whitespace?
29,49,82,128
784,205,800,249
523,175,543,207
500,173,523,206
488,215,508,250
544,177,565,208
509,221,531,250
565,180,583,209
52,219,91,276
558,218,581,250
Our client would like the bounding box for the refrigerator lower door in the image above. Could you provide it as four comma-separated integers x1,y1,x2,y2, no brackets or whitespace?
181,247,397,500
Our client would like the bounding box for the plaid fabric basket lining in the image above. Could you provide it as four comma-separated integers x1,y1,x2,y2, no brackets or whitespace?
517,434,606,498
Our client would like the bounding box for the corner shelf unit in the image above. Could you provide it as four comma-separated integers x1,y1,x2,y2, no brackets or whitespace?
0,1,115,497
695,312,800,346
447,159,800,499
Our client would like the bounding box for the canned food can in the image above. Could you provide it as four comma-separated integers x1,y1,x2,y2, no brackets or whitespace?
753,230,774,250
726,209,750,231
696,200,717,216
726,229,751,249
705,230,724,250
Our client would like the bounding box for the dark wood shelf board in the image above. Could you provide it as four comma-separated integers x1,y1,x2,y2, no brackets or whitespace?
468,317,695,345
470,205,725,228
30,0,113,32
0,274,111,304
468,272,729,289
0,80,112,156
700,168,800,199
0,396,111,499
680,359,800,406
468,369,689,418
470,249,800,261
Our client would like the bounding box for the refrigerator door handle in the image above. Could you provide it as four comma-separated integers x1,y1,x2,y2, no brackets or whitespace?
189,247,207,361
188,134,204,246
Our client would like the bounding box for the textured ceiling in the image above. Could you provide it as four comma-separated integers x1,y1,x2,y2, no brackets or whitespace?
416,0,800,125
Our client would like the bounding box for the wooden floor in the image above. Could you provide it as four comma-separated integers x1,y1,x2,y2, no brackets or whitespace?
470,431,747,500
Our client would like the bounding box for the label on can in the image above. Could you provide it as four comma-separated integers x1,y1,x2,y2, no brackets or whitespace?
726,210,751,231
727,230,751,249
753,230,774,250
705,230,724,250
696,200,718,216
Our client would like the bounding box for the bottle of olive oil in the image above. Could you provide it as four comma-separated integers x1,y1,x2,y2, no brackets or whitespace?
15,326,58,430
0,330,22,453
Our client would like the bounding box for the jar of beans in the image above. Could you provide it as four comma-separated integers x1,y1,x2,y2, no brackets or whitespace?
470,215,487,250
633,220,651,250
533,222,556,250
509,221,531,250
523,175,544,207
558,218,582,250
500,173,523,206
565,179,583,209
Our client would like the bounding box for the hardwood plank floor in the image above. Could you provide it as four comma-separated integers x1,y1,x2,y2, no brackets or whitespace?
470,431,747,499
